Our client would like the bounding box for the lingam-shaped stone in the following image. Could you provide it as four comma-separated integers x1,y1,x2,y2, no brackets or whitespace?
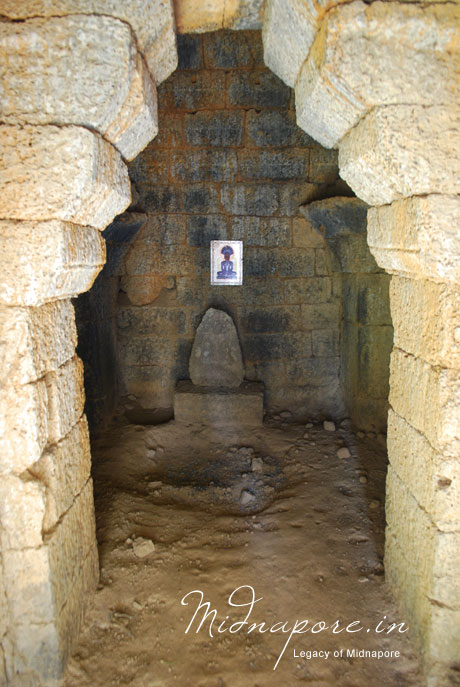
189,308,244,388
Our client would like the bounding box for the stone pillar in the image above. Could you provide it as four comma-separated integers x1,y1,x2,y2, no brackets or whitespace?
340,109,460,685
0,3,177,684
265,1,460,683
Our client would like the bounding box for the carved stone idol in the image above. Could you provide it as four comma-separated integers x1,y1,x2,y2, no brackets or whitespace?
189,308,244,388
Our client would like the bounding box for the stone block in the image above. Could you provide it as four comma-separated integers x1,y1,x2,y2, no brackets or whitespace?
159,70,226,111
117,306,187,336
238,150,309,181
312,329,340,357
174,380,264,426
175,0,264,33
356,274,392,325
243,332,312,361
118,335,174,367
0,221,105,306
187,215,228,246
244,248,278,278
124,236,192,276
239,306,300,333
120,364,173,408
46,480,97,612
54,541,99,666
0,15,157,159
285,356,340,386
185,111,244,146
150,112,183,149
292,217,325,249
139,186,183,214
228,71,290,109
29,417,92,531
171,150,238,182
386,468,460,613
390,348,460,458
0,0,178,86
309,148,339,184
130,150,170,186
388,410,460,533
284,277,331,304
339,105,460,206
231,217,291,247
279,184,315,218
184,184,219,214
175,0,226,32
0,379,48,474
0,125,130,230
9,620,62,680
238,278,284,306
246,110,313,148
315,248,331,276
0,475,46,550
0,301,76,385
367,195,460,284
45,356,85,444
263,0,320,88
358,325,392,399
391,276,460,368
224,0,265,30
203,30,263,69
296,1,460,147
177,34,203,70
221,183,279,216
121,274,169,306
301,302,341,330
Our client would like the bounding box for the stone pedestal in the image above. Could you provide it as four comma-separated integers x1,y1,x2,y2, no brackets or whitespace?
174,380,264,427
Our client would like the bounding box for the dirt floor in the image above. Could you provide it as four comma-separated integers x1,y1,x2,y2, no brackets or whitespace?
63,416,423,687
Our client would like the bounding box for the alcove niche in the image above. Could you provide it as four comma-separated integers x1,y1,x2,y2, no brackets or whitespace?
75,29,393,436
64,29,410,687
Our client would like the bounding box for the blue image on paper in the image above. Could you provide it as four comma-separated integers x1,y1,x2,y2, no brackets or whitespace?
217,245,237,280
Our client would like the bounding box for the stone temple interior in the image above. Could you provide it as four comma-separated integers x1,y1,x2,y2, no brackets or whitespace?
0,3,459,687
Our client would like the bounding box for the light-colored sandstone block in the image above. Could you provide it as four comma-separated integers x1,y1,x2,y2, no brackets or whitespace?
0,125,130,230
0,221,105,306
367,195,460,285
45,356,85,444
2,479,96,630
9,619,62,679
0,0,177,85
3,547,56,627
390,277,460,368
263,0,319,87
388,410,460,532
0,301,76,385
0,15,158,160
104,51,158,161
55,541,99,663
296,1,460,147
47,479,97,612
225,0,264,29
0,380,48,474
175,0,226,32
0,475,46,550
386,469,460,611
30,417,92,531
389,348,460,459
0,558,7,641
339,105,460,206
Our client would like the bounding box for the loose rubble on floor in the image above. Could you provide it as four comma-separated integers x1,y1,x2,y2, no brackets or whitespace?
64,415,423,687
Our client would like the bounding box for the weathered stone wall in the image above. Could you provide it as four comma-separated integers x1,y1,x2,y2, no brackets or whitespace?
263,1,460,682
301,198,393,432
0,1,178,683
114,30,350,422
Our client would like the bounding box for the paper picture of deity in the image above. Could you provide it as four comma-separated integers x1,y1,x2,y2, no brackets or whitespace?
210,241,243,286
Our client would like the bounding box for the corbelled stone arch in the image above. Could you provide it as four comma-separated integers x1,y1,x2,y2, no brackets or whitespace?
0,0,458,684
263,2,460,685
